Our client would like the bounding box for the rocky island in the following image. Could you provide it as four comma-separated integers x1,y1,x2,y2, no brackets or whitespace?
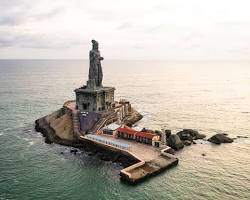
35,40,178,184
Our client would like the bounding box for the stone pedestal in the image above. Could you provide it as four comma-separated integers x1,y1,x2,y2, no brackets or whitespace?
75,86,115,112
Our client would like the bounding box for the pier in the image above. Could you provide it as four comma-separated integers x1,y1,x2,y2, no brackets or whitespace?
80,133,178,184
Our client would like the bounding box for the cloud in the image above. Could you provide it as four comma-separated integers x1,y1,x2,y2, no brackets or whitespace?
33,7,64,20
146,24,164,32
0,16,22,26
0,1,64,26
0,30,86,49
117,22,132,30
1,0,250,59
215,20,250,29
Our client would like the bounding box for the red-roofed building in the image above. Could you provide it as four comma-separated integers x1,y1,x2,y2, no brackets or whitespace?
117,127,159,145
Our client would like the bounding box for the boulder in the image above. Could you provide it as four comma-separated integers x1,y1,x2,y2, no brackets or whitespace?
167,134,184,150
154,130,163,136
183,140,192,146
237,135,248,139
70,149,78,154
176,131,193,142
194,133,206,140
208,133,234,144
177,129,206,141
182,129,199,137
164,129,171,138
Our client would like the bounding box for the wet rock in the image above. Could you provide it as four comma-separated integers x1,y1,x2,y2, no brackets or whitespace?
154,130,163,136
208,133,234,144
177,129,206,141
44,137,53,144
70,149,78,154
167,134,184,150
87,152,94,156
183,140,192,146
123,108,143,127
176,131,193,142
237,136,248,138
182,129,199,137
164,129,171,139
194,133,206,140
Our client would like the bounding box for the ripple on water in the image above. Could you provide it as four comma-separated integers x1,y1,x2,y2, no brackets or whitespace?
1,60,250,200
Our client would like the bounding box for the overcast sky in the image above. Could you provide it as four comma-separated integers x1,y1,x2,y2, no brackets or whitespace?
0,0,250,60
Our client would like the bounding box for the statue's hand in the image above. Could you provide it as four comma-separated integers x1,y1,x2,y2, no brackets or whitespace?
99,57,104,60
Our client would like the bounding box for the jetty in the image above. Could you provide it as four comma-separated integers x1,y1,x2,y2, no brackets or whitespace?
81,134,178,184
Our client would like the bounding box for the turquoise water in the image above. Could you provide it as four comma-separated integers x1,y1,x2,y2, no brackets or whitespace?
0,60,250,200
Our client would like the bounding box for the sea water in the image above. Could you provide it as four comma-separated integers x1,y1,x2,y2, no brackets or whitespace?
0,60,249,200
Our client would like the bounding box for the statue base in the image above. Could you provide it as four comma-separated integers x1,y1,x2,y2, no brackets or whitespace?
75,85,115,112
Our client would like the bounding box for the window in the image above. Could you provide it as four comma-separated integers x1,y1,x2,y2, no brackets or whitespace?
83,103,88,110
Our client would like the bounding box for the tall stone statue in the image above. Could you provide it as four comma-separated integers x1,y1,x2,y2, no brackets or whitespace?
87,40,103,88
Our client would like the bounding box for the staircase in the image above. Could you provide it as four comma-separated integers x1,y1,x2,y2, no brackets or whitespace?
90,111,118,134
72,110,83,137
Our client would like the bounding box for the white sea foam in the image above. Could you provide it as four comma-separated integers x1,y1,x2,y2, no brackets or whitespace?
28,141,34,146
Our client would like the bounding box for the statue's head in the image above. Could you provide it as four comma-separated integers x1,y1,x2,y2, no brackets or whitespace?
91,40,99,50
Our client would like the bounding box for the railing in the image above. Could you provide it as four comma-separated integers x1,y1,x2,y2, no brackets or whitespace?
83,134,132,151
90,111,118,133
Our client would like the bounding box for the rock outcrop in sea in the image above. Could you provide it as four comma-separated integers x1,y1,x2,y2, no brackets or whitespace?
167,134,184,150
35,106,142,146
208,133,234,144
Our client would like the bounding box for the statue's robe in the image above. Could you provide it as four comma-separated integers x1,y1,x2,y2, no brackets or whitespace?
89,50,103,87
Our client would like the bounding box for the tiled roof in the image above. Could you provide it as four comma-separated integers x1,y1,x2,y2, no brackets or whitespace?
117,127,156,140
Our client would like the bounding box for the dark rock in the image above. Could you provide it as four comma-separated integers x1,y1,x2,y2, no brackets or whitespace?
176,131,193,142
208,133,234,144
60,152,64,154
87,152,94,156
44,137,53,144
164,129,171,138
202,153,206,156
194,133,206,140
154,130,163,136
123,108,143,127
237,136,248,138
167,134,184,150
183,140,192,146
177,129,206,141
70,149,78,154
182,129,199,137
192,141,197,144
